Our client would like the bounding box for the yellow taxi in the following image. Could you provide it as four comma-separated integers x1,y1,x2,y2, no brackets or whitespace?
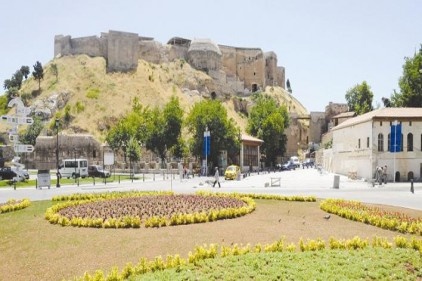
224,165,240,180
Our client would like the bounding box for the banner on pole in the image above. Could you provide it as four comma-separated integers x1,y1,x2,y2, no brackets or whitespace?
390,123,401,152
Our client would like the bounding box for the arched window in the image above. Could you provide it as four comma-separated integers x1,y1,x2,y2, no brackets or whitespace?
407,133,413,151
377,133,384,152
388,133,391,152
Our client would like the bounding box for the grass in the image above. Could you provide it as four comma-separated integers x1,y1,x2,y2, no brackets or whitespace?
0,198,421,280
134,248,421,280
0,174,142,189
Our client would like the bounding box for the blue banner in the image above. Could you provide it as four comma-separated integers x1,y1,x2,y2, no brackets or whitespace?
203,135,210,156
390,123,401,152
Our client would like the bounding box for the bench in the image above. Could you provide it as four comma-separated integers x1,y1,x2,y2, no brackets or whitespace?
270,177,281,187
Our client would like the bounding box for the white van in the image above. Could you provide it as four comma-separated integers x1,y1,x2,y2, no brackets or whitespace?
59,158,88,179
290,156,300,168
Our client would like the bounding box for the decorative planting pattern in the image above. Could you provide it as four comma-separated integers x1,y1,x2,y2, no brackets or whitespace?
45,191,255,228
0,199,31,214
320,199,422,235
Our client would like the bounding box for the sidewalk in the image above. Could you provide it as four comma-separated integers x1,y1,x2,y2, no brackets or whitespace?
1,168,421,210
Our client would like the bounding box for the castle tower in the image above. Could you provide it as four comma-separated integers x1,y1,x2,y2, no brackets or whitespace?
187,39,222,72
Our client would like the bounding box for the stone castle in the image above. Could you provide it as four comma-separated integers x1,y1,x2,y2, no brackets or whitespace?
53,30,348,165
54,30,285,94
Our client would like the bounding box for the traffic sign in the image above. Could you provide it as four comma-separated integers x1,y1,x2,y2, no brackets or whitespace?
9,134,19,143
14,144,34,153
1,115,33,125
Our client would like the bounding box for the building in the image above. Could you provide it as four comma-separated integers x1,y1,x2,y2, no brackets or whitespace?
239,134,264,172
324,108,422,182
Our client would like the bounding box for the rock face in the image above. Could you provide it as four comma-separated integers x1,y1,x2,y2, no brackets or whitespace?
54,30,286,95
31,92,71,120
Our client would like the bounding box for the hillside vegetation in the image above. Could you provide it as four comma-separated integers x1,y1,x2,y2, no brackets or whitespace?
4,55,308,142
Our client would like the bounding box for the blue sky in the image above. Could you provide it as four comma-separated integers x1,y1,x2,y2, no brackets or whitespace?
1,0,421,112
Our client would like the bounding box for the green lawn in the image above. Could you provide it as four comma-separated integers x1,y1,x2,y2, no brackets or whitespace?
133,248,421,281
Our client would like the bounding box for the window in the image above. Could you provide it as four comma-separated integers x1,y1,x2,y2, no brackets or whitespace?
367,137,369,148
358,139,361,149
380,121,382,126
407,133,413,151
409,121,412,126
93,150,97,158
377,133,384,152
388,133,391,151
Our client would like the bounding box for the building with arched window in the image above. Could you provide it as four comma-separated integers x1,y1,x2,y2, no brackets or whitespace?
323,108,422,182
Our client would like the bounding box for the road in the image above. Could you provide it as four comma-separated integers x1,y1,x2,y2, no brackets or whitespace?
1,168,421,210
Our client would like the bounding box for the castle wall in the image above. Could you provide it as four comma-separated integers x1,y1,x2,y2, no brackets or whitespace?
219,45,238,77
54,35,72,57
236,48,265,91
168,45,188,62
138,40,166,64
54,30,286,95
107,30,139,72
309,112,326,143
276,67,286,89
187,50,221,72
264,52,278,87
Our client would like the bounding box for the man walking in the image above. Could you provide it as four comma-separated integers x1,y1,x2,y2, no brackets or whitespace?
382,165,388,184
213,167,221,188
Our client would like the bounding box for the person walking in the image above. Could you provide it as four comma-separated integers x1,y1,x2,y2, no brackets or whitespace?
213,167,221,188
382,165,388,184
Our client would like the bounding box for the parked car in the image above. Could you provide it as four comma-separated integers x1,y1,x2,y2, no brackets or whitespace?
11,167,30,180
88,165,110,178
279,161,296,171
302,159,315,169
290,156,300,168
0,167,24,181
224,165,240,180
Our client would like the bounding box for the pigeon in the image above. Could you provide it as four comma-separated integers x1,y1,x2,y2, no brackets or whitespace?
287,210,290,215
278,219,282,223
324,214,331,220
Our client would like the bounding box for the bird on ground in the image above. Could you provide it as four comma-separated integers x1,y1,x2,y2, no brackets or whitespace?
278,219,282,223
324,214,331,220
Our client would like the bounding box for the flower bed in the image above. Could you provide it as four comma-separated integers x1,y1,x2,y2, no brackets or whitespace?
0,199,31,214
45,191,255,228
320,199,422,235
72,235,422,281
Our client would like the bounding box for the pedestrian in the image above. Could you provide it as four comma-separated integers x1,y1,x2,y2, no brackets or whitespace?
213,166,221,188
382,165,388,184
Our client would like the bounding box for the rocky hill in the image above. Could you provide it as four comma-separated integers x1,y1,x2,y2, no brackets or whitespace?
3,55,308,142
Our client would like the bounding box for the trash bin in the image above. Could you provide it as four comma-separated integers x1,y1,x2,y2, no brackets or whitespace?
333,175,340,189
37,170,51,189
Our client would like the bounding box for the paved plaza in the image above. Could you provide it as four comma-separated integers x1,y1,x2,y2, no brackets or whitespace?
1,168,421,210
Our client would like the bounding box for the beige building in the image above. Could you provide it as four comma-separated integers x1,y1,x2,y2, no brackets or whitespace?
239,134,263,172
323,108,422,182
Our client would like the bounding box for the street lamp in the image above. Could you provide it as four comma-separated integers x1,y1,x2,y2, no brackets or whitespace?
55,118,60,188
204,126,210,176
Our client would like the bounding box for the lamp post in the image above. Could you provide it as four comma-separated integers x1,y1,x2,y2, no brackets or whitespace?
204,126,210,176
55,118,60,188
74,148,77,183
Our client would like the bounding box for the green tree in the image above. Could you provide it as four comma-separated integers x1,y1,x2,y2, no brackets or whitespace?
247,94,289,166
20,66,30,79
127,136,141,176
391,46,422,107
19,116,44,145
345,81,374,115
32,61,44,91
185,100,240,171
145,96,183,167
